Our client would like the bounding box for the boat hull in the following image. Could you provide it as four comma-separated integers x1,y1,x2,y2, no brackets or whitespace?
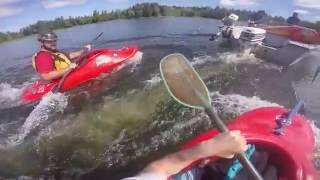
264,26,320,45
218,25,318,66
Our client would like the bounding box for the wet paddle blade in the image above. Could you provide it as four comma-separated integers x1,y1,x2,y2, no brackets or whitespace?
160,53,211,109
159,53,264,180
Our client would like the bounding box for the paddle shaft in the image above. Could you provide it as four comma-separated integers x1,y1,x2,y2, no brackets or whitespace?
92,32,104,42
312,66,320,83
74,32,104,66
205,107,264,180
52,32,104,93
52,51,87,93
209,27,222,41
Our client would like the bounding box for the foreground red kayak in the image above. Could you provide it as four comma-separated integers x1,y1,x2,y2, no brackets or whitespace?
22,46,142,104
264,25,320,45
178,107,317,180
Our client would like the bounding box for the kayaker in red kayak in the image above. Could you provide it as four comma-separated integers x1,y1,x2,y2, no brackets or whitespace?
248,10,267,27
32,31,91,81
123,131,248,180
287,12,300,25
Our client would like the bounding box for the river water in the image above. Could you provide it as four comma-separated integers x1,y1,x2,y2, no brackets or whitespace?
0,17,319,179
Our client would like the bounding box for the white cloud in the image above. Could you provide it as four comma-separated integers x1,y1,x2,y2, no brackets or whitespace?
0,0,23,17
107,0,129,3
220,0,260,6
0,6,23,17
293,9,309,15
294,0,320,10
0,0,21,6
41,0,87,9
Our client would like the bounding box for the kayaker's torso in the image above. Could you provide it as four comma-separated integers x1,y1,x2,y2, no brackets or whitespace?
32,50,72,74
287,13,300,26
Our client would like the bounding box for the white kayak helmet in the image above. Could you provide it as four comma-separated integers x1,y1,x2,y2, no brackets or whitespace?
38,32,58,42
228,13,239,21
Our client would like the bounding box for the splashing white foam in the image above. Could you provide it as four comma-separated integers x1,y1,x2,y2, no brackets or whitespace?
192,55,218,66
311,122,320,151
310,121,320,170
191,52,259,67
120,51,143,73
217,52,259,64
144,74,162,89
7,92,68,146
211,92,281,116
170,92,281,139
0,83,23,109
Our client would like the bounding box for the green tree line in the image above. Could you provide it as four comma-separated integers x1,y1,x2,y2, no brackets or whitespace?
1,3,319,43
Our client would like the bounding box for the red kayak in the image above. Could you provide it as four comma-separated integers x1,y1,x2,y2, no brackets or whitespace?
22,46,142,104
264,25,320,45
178,107,317,180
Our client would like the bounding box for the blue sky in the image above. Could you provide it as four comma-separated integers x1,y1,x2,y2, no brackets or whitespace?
1,0,320,32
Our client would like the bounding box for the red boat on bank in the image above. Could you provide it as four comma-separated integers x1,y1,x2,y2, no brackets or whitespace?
263,25,320,45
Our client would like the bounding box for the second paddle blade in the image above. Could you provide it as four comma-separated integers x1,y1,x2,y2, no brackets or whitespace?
160,53,211,110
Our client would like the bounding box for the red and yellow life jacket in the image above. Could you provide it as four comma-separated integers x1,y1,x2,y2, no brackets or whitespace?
32,52,72,71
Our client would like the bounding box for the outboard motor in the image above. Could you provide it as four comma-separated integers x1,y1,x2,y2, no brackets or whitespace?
210,14,239,41
221,14,239,38
239,27,266,43
211,13,267,57
237,27,266,55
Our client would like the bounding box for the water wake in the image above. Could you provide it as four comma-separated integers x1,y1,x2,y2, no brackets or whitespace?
103,92,280,168
144,74,162,89
0,82,23,109
191,51,259,67
310,122,320,170
211,92,281,119
192,54,218,66
6,92,68,147
217,52,259,64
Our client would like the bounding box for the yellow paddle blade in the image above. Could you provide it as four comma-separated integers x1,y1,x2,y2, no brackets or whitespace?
160,53,211,110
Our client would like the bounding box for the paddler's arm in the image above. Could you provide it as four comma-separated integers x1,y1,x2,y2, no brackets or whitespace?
40,63,76,81
137,131,247,179
68,44,91,60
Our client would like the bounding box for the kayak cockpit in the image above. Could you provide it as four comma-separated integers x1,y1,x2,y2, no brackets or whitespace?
174,143,305,180
187,147,277,180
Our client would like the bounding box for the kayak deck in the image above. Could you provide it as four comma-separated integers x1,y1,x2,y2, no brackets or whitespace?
178,107,317,180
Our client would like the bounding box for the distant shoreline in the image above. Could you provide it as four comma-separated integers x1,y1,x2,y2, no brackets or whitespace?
1,3,319,44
